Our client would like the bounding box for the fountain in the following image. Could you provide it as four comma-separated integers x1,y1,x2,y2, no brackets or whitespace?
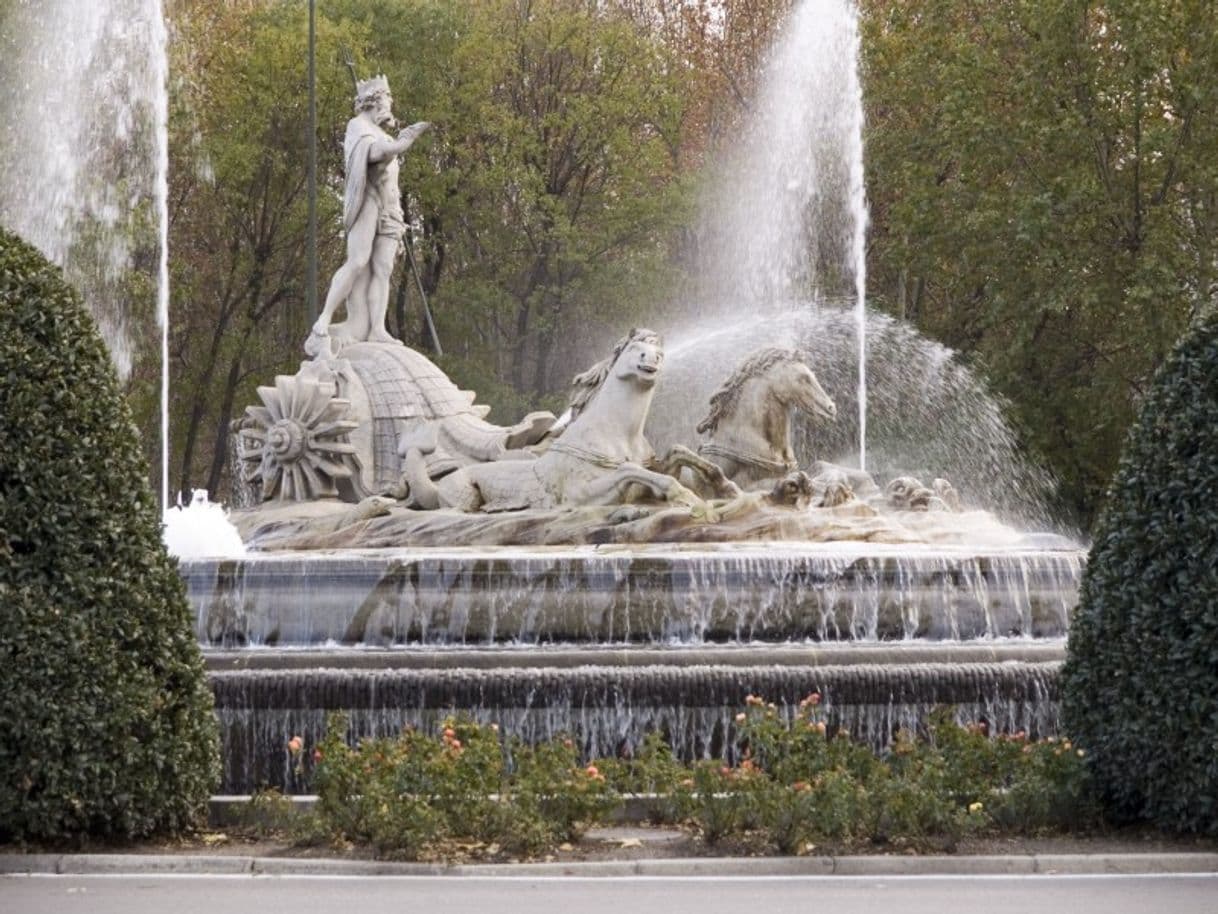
184,0,1083,794
2,0,1085,794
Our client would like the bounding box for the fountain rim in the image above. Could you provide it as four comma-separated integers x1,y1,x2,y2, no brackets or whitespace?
178,540,1086,563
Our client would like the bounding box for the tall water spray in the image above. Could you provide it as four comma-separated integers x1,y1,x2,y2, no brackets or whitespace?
0,0,172,508
652,0,1062,525
151,0,171,513
695,0,869,466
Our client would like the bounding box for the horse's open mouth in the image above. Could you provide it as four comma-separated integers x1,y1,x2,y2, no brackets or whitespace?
637,364,660,375
811,401,837,421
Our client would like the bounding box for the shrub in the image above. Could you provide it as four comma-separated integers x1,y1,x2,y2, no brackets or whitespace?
1061,310,1218,835
0,227,219,842
596,729,690,823
304,714,614,859
300,703,1095,858
691,700,1094,852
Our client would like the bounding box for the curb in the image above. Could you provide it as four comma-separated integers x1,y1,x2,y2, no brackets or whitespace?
3,852,1217,878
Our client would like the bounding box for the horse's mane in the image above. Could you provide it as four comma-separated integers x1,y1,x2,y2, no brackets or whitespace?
697,347,800,435
566,327,661,419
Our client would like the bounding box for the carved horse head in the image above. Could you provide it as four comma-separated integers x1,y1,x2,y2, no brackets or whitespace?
566,328,664,421
698,348,835,435
696,347,836,486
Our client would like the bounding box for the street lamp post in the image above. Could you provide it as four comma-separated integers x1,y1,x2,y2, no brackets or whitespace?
307,0,318,329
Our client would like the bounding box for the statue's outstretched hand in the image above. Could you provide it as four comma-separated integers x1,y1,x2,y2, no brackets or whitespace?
398,121,432,142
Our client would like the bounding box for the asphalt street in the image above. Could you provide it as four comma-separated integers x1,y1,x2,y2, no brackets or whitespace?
4,873,1217,914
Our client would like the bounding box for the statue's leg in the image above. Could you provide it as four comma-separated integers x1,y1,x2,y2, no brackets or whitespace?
365,235,399,343
313,206,377,337
581,464,706,511
345,270,373,341
655,445,742,499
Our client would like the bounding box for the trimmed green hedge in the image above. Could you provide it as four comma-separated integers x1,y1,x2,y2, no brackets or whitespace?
0,227,218,842
1061,310,1218,834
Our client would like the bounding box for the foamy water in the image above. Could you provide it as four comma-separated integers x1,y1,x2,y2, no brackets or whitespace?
163,490,246,559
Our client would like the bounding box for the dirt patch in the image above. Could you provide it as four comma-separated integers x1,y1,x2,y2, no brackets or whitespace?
6,822,1214,866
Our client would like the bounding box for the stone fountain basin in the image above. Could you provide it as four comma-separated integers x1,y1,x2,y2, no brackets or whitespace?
183,541,1084,647
184,541,1084,792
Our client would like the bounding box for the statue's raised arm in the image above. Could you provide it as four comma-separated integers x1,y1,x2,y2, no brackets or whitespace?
367,121,431,165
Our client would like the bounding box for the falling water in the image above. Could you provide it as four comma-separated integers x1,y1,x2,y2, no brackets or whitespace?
842,1,870,471
0,0,172,508
694,0,869,466
151,0,170,512
184,546,1083,647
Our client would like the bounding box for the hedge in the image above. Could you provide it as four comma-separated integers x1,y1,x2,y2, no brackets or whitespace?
0,226,218,842
1061,309,1218,834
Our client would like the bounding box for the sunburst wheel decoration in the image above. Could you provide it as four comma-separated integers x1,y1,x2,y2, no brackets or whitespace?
236,375,360,502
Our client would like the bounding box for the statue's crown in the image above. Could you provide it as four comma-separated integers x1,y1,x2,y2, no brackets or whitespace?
356,74,390,103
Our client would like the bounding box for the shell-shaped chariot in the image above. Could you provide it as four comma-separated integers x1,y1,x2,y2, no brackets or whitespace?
233,341,553,504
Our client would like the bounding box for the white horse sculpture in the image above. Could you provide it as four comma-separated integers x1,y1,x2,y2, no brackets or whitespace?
696,347,837,490
401,329,736,513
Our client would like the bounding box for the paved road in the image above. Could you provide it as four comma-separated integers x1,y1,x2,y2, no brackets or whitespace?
4,873,1217,914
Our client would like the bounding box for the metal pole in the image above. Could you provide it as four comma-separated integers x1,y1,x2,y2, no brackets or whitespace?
306,0,318,327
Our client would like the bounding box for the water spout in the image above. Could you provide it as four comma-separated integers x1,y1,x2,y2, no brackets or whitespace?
0,0,173,508
691,0,870,461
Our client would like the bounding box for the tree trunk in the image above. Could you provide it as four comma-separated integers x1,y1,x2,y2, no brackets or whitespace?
205,329,252,498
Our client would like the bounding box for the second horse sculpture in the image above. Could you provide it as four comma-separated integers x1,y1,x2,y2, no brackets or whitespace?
696,347,837,490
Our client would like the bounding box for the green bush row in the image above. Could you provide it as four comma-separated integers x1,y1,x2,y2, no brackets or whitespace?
296,697,1099,859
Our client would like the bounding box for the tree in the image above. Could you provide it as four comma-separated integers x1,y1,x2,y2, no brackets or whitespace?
862,0,1218,525
0,226,219,841
168,0,367,499
441,0,690,397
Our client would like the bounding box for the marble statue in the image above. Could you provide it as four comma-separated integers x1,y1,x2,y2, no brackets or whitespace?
885,475,961,512
308,74,431,354
399,328,735,512
225,74,982,548
696,347,837,490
